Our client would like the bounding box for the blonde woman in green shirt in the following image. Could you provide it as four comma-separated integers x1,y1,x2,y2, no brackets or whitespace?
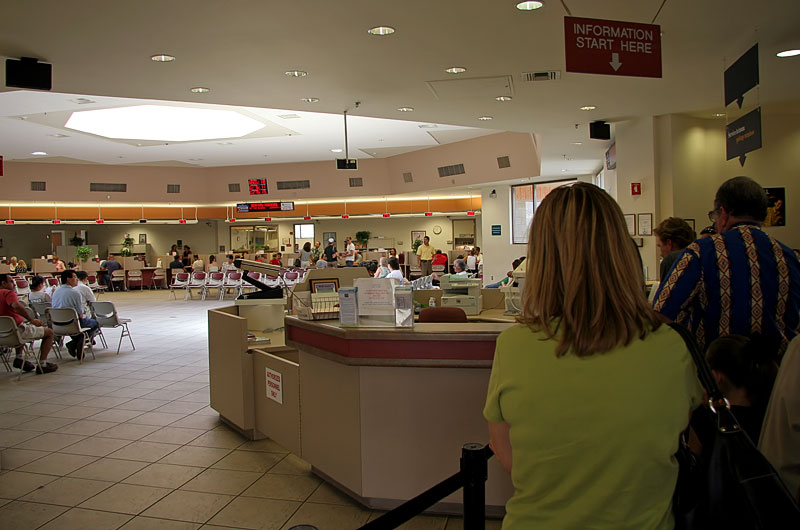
484,183,702,530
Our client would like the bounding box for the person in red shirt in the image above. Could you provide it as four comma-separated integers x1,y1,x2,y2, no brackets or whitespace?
0,274,57,374
432,249,448,266
270,253,283,266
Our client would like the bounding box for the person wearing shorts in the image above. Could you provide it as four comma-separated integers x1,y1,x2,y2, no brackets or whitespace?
0,274,57,374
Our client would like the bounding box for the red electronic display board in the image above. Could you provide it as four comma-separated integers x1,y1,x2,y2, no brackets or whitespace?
237,201,294,213
248,178,269,195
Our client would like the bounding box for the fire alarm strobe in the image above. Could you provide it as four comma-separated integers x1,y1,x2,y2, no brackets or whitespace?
631,183,642,195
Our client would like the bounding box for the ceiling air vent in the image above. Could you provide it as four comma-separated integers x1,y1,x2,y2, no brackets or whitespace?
277,179,311,190
30,181,46,191
228,183,241,193
90,183,127,192
402,172,413,183
497,156,511,169
167,184,180,194
437,163,465,178
521,71,561,82
349,177,363,188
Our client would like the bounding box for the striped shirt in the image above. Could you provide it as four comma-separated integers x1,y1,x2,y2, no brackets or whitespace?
653,223,800,353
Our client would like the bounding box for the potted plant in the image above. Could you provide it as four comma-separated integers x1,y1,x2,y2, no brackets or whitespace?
120,235,135,257
355,230,371,248
75,246,93,263
412,238,424,253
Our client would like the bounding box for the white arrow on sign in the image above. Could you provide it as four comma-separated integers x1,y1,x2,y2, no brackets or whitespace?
609,52,622,71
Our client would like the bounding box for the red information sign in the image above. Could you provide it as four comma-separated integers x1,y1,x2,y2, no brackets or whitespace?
564,16,662,78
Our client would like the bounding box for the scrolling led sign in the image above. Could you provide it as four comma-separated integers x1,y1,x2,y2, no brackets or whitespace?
237,202,295,213
248,178,269,195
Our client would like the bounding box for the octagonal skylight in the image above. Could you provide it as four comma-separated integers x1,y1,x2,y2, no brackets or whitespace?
64,104,266,142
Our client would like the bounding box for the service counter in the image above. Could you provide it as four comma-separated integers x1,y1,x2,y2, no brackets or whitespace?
209,298,516,515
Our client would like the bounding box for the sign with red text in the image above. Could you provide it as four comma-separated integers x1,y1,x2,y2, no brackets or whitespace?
631,183,642,196
564,16,662,78
266,368,283,404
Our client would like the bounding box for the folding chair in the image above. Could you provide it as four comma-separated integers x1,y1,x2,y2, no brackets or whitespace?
87,275,107,297
46,307,95,363
126,270,143,290
0,316,41,378
91,301,134,354
151,269,167,289
202,272,224,301
169,272,190,300
110,270,126,291
185,271,206,300
14,278,31,299
29,300,63,359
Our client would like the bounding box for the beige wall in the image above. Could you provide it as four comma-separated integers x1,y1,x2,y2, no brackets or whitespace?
1,132,540,205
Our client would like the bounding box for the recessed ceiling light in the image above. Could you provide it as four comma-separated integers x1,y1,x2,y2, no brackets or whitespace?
445,67,467,74
478,116,493,121
712,113,726,118
188,158,204,161
217,142,233,145
368,26,395,36
418,124,438,128
31,151,47,156
580,105,597,111
397,107,414,112
300,97,319,103
190,87,210,93
70,98,96,105
571,142,582,145
776,49,800,58
151,54,176,62
495,96,512,102
65,105,265,142
516,1,545,10
285,70,308,77
561,169,568,172
331,148,343,153
48,133,70,138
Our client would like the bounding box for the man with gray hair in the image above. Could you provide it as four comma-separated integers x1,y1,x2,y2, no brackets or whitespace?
654,176,800,353
453,258,469,277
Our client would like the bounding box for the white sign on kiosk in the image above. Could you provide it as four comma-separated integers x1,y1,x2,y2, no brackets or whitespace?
353,278,401,327
266,367,283,404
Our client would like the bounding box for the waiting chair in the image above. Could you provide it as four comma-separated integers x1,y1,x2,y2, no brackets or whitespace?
29,300,63,359
110,270,126,291
202,272,224,301
151,269,167,289
169,272,190,300
87,275,107,297
0,316,40,378
126,270,143,290
185,271,207,300
418,307,468,323
14,278,31,299
91,301,134,354
46,307,95,363
220,272,242,300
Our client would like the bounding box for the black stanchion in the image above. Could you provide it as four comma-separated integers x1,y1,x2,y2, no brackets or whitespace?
461,443,489,530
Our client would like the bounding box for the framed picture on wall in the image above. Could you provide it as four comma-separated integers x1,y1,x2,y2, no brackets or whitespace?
138,234,147,244
684,218,696,231
637,213,653,236
624,214,636,237
411,230,426,244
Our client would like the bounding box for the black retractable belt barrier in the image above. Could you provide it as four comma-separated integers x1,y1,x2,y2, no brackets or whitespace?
357,443,494,530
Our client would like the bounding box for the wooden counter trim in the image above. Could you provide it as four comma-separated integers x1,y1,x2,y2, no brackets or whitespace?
285,316,512,366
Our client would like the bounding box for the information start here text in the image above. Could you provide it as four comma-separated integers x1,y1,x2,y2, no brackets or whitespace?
573,23,655,52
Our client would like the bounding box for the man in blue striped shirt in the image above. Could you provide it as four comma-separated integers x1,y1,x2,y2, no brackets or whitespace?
653,177,800,353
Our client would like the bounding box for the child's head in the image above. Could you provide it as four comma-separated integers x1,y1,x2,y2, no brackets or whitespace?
706,334,780,409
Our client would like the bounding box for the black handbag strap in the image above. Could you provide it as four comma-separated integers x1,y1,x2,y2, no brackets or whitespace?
668,322,725,403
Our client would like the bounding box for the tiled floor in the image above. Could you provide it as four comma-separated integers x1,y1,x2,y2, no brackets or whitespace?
0,291,501,530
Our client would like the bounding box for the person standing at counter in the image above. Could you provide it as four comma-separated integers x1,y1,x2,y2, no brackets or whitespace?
484,183,701,530
344,236,356,267
311,241,322,264
324,238,338,266
300,242,313,269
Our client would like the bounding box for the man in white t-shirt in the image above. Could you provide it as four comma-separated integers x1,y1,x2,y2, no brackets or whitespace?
452,259,469,277
344,236,356,267
75,271,97,316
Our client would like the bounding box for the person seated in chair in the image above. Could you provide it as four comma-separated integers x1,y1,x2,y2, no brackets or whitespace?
169,255,184,270
0,274,57,373
28,275,51,303
52,270,99,359
74,271,97,317
452,259,469,277
103,255,122,291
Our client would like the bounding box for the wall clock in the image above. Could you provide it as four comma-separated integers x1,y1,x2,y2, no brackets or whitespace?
432,225,442,235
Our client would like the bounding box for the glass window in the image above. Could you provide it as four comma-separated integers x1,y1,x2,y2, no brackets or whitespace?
511,180,577,244
294,223,314,239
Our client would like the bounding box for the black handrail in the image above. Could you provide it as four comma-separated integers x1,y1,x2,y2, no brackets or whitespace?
358,443,495,530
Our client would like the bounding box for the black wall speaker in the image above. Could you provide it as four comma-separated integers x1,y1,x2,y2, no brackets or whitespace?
589,121,611,140
6,57,52,90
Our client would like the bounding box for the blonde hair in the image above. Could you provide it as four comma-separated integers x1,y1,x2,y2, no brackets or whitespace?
521,182,660,357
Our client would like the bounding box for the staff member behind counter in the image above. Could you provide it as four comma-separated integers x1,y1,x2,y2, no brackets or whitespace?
484,183,701,530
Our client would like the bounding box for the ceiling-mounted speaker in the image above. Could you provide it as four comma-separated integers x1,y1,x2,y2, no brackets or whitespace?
6,57,52,90
589,121,611,140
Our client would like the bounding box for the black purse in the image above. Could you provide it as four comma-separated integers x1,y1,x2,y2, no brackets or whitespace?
669,323,800,529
